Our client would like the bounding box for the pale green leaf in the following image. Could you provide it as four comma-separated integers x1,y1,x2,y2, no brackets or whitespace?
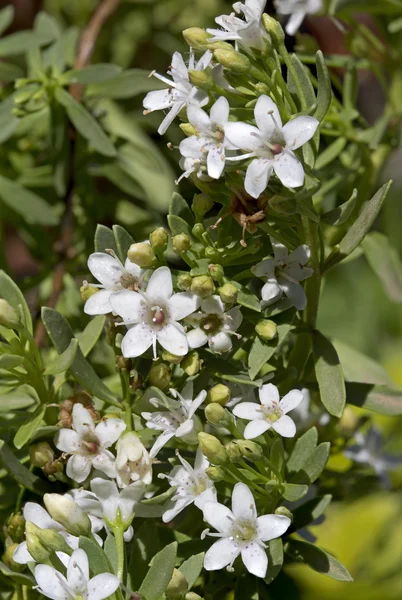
285,539,353,581
63,64,122,84
313,330,346,417
0,270,33,333
314,51,332,122
86,68,165,99
0,440,53,494
77,315,106,357
0,174,61,226
113,224,135,263
363,231,402,303
138,542,177,600
44,339,79,375
179,552,205,589
13,404,46,449
321,188,357,225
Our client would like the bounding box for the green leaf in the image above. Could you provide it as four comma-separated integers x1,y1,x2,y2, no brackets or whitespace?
0,440,53,494
264,539,283,585
291,494,332,531
285,539,353,581
292,442,331,484
179,552,205,589
0,392,35,412
13,404,46,449
0,270,33,333
289,54,316,108
77,315,106,357
237,286,261,313
0,6,14,36
41,308,120,407
315,137,347,170
346,383,402,415
321,188,357,225
127,521,160,592
0,61,24,81
0,174,61,226
138,542,177,600
55,88,116,157
0,354,23,369
287,427,318,475
248,322,291,380
170,192,194,225
63,64,122,84
104,533,118,575
168,214,192,237
94,224,118,255
113,224,135,263
86,68,165,99
270,437,285,474
313,330,346,417
79,537,113,574
333,338,392,386
280,483,308,502
314,51,332,122
362,231,402,303
44,339,79,375
0,560,35,586
0,30,56,57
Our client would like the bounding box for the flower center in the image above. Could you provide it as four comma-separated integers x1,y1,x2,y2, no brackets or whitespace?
262,404,282,423
82,438,99,455
231,518,256,543
151,306,166,325
271,143,283,155
200,314,222,335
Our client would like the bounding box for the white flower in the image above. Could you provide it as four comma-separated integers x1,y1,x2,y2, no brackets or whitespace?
233,383,303,438
202,482,290,577
275,0,323,36
34,548,119,600
179,97,234,180
143,49,212,135
65,489,105,539
207,0,267,51
83,252,142,316
186,295,243,354
160,448,217,523
54,403,126,483
225,95,319,198
176,156,207,185
13,502,78,565
252,237,313,310
110,266,200,360
115,432,153,487
142,381,205,457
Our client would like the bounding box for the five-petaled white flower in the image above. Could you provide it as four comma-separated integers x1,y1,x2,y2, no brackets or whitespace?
110,266,199,360
179,97,234,181
34,548,119,600
233,383,303,438
160,448,217,523
186,295,243,354
55,403,126,483
142,381,205,457
225,95,319,198
275,0,323,36
115,432,153,488
143,49,212,135
252,237,313,310
83,251,142,316
207,0,267,51
202,482,290,577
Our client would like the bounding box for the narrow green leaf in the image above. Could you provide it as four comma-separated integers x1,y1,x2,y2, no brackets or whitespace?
77,315,106,357
0,354,23,369
346,383,402,415
237,286,261,313
138,542,177,600
321,188,357,225
315,137,347,170
0,6,14,37
13,404,46,450
0,440,53,494
270,437,285,474
169,192,194,225
63,64,122,84
179,552,205,589
0,61,24,81
94,224,118,255
333,338,392,386
290,54,316,108
0,393,35,412
313,330,346,417
79,537,113,575
248,322,291,380
287,427,318,474
264,539,283,585
113,224,134,263
0,174,61,226
314,51,332,122
44,339,79,375
285,539,353,581
0,270,33,333
167,214,192,237
280,483,308,502
292,442,331,484
104,533,118,575
0,560,35,586
291,494,332,531
127,522,160,592
0,30,56,57
86,68,165,99
363,231,402,303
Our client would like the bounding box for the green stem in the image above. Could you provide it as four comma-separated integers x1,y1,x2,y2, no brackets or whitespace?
223,464,266,498
120,371,132,431
113,525,125,582
301,216,321,329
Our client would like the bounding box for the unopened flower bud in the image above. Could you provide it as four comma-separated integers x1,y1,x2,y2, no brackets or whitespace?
191,275,214,298
31,524,72,554
116,355,132,371
44,494,91,537
218,283,238,304
262,14,284,44
80,284,98,303
7,513,25,543
225,440,242,463
26,531,50,563
148,362,172,390
172,233,191,254
255,320,277,341
205,466,226,482
177,273,192,291
255,82,270,95
4,543,25,571
207,383,231,406
208,264,224,282
161,350,183,364
198,432,228,465
29,442,54,468
192,193,214,216
268,195,297,215
207,41,234,52
192,223,205,238
204,247,219,262
179,122,197,137
166,568,188,599
237,440,264,462
188,69,213,90
205,402,226,425
128,243,156,268
181,351,201,376
182,27,211,50
0,299,19,328
150,227,168,250
275,506,293,521
213,49,251,73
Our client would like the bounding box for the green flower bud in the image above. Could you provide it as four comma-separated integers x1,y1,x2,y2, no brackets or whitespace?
268,195,297,215
7,513,25,543
205,402,226,425
181,351,201,376
192,193,214,216
179,122,197,136
2,543,25,572
198,432,228,465
275,506,293,521
150,227,168,250
33,525,72,554
255,320,277,341
172,233,191,254
177,273,192,291
205,466,226,482
218,283,238,304
162,350,183,364
206,384,231,406
116,355,132,371
183,27,211,50
80,284,98,303
207,41,234,52
192,223,205,238
0,299,19,328
208,264,224,283
26,531,50,563
255,82,270,95
128,243,156,268
166,568,188,599
204,247,219,262
213,49,251,74
44,494,91,537
225,440,242,463
262,14,284,44
188,69,213,90
237,440,264,462
191,275,215,298
29,441,54,468
148,362,172,390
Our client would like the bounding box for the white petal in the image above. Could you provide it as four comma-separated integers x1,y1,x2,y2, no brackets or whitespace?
274,151,304,188
157,323,188,356
224,122,262,151
171,51,188,80
272,415,296,437
287,244,310,266
149,430,175,457
124,526,134,542
23,503,58,530
121,324,153,358
179,380,193,402
259,383,280,408
175,419,194,438
187,104,211,131
244,419,271,439
226,306,242,331
92,450,116,478
194,446,209,471
146,266,173,301
87,573,120,600
55,429,80,453
87,253,123,288
84,289,114,315
254,95,282,137
13,542,34,564
278,279,307,310
241,543,267,578
109,290,144,324
187,327,208,349
67,549,89,595
209,331,232,354
158,101,185,135
285,11,306,36
233,402,262,421
179,135,205,159
34,564,70,600
231,482,256,522
261,280,282,303
245,158,273,199
279,389,304,415
96,418,126,448
201,295,225,315
210,96,230,126
143,88,173,111
194,486,217,510
169,292,200,321
283,116,319,150
188,390,207,418
195,50,213,71
120,483,145,521
252,259,275,279
204,538,241,571
72,403,95,436
124,257,142,278
66,455,91,483
203,501,233,534
207,145,226,179
90,478,119,521
271,238,288,261
162,498,192,523
257,514,291,542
